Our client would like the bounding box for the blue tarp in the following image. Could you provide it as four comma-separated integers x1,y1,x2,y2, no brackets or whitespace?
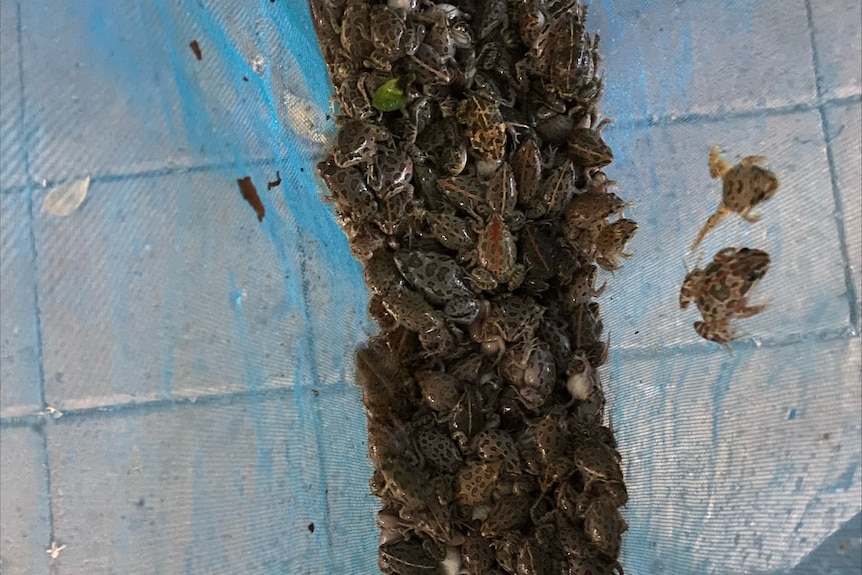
0,1,859,573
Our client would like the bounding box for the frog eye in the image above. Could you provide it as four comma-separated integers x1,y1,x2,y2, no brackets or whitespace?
747,269,764,282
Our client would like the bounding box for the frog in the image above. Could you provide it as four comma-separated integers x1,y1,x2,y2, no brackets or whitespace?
457,89,508,176
369,4,419,72
437,174,486,217
446,352,486,385
416,116,469,177
393,250,481,324
532,6,604,112
416,369,464,414
380,284,455,353
413,207,476,256
472,429,522,475
409,42,453,86
469,213,526,292
499,338,557,411
340,0,375,64
448,388,486,449
511,137,543,217
485,161,519,221
539,158,579,218
364,249,405,297
343,220,388,263
564,185,627,235
316,154,378,222
455,460,503,506
595,218,638,271
332,119,392,169
378,538,441,575
538,310,573,373
378,455,433,511
355,341,415,422
583,495,627,560
563,264,605,311
469,295,546,359
690,146,780,250
334,68,377,121
368,143,414,200
416,424,464,474
679,246,771,345
481,494,531,537
461,531,496,575
566,116,614,169
373,184,415,236
573,432,624,494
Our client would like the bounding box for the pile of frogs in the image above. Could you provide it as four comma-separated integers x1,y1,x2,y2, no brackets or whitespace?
309,1,636,573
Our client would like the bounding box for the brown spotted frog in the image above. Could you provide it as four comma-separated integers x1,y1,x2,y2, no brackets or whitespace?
679,247,771,345
469,295,545,358
332,119,392,169
691,146,780,250
393,250,481,324
469,213,526,292
595,218,638,271
567,117,614,169
456,89,507,175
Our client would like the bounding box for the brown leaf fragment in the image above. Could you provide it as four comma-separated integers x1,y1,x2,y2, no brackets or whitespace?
237,176,265,222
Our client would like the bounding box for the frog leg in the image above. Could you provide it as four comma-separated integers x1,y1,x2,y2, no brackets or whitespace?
708,146,732,179
738,205,762,223
740,155,768,167
734,300,768,318
592,117,614,137
691,204,731,250
694,318,735,346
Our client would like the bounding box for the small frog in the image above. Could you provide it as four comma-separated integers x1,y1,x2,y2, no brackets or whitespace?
486,161,520,221
409,42,453,86
317,155,378,222
481,495,531,537
511,138,543,217
470,295,546,357
378,456,432,511
564,265,606,312
369,5,419,71
414,207,476,254
564,186,627,233
416,424,464,474
340,0,375,63
332,119,392,169
455,460,502,506
449,388,486,449
378,539,440,575
393,250,481,324
519,220,577,292
470,213,526,292
373,184,415,236
416,370,464,414
573,432,624,494
679,247,771,345
437,174,486,216
457,89,508,174
595,218,638,271
380,284,455,355
583,495,627,560
472,429,522,474
500,339,556,411
368,144,414,200
567,117,614,169
691,146,780,250
461,531,496,575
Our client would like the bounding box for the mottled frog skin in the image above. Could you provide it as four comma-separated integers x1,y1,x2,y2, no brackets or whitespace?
691,146,780,250
680,247,771,344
